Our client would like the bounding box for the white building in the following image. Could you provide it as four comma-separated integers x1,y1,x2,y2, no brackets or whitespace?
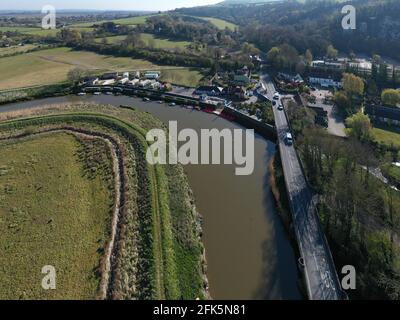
309,77,342,89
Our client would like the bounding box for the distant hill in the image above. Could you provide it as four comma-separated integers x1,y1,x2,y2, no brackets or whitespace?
219,0,279,4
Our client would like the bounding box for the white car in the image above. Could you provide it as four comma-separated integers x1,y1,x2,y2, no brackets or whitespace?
77,92,86,96
273,92,280,100
278,104,284,111
93,92,101,95
285,132,293,145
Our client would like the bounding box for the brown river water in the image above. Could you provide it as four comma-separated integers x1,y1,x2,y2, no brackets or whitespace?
0,95,302,300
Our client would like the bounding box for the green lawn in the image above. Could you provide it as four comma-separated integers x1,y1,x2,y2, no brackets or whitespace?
373,127,400,148
96,33,191,50
0,132,113,299
160,68,203,87
201,17,237,31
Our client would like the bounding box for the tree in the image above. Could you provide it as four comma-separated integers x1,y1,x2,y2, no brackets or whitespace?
305,49,313,65
342,73,365,97
67,68,85,85
267,47,280,68
334,91,350,113
326,44,338,60
345,111,373,141
381,89,400,106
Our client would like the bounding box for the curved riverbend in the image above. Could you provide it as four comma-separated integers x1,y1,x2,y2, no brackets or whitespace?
0,95,302,300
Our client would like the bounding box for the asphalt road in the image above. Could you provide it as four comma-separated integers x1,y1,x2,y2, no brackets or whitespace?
261,74,343,300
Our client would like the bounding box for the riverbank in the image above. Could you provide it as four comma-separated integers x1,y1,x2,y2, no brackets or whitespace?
0,95,302,299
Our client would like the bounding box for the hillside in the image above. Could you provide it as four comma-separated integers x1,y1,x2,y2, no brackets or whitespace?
177,0,400,60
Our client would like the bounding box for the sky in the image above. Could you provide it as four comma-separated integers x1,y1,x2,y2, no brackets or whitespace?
0,0,221,11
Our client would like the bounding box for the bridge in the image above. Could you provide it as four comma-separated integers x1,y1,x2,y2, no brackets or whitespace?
260,74,345,300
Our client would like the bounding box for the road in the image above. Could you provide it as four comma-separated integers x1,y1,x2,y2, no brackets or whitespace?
261,74,343,300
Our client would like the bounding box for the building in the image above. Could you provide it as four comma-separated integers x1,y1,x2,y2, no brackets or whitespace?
100,72,119,80
233,74,251,86
277,73,304,85
309,76,342,89
194,86,223,96
144,71,161,80
365,104,400,127
118,78,130,85
82,76,99,86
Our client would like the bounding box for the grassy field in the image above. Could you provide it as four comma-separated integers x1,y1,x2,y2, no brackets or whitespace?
0,26,59,37
373,126,400,148
160,68,203,87
0,132,113,299
0,47,161,90
72,15,154,28
201,17,237,31
0,105,207,300
0,44,38,57
96,33,190,50
0,47,203,90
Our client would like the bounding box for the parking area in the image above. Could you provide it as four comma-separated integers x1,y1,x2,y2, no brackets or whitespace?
310,88,346,137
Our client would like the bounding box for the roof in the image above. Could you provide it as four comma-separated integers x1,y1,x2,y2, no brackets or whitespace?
195,86,221,92
365,105,400,122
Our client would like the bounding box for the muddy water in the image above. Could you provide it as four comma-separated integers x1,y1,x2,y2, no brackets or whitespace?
0,95,302,300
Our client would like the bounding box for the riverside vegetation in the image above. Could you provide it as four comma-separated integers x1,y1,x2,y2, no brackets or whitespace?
0,103,206,300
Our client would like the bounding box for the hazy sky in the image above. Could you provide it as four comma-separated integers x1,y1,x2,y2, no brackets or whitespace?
0,0,221,11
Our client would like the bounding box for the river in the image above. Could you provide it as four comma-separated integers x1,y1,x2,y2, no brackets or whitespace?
0,95,302,300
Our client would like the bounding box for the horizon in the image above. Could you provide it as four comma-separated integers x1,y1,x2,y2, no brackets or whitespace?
0,0,221,12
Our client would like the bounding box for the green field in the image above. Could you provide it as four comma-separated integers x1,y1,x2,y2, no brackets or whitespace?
0,26,59,37
373,127,400,148
0,44,38,57
160,68,204,87
0,47,203,90
0,132,113,299
96,33,191,50
72,14,154,28
201,17,237,31
0,47,162,90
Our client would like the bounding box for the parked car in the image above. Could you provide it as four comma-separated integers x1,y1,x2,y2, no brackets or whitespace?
77,92,86,96
273,92,280,100
169,102,176,107
143,97,150,102
278,104,284,111
93,92,101,95
285,132,293,145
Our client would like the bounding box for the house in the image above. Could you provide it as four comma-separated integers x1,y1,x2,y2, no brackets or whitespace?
139,80,152,88
365,104,400,127
277,73,304,85
129,79,140,86
309,76,342,89
234,86,247,100
101,72,119,80
82,76,99,86
144,71,161,80
194,86,223,96
118,78,130,85
233,75,251,86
